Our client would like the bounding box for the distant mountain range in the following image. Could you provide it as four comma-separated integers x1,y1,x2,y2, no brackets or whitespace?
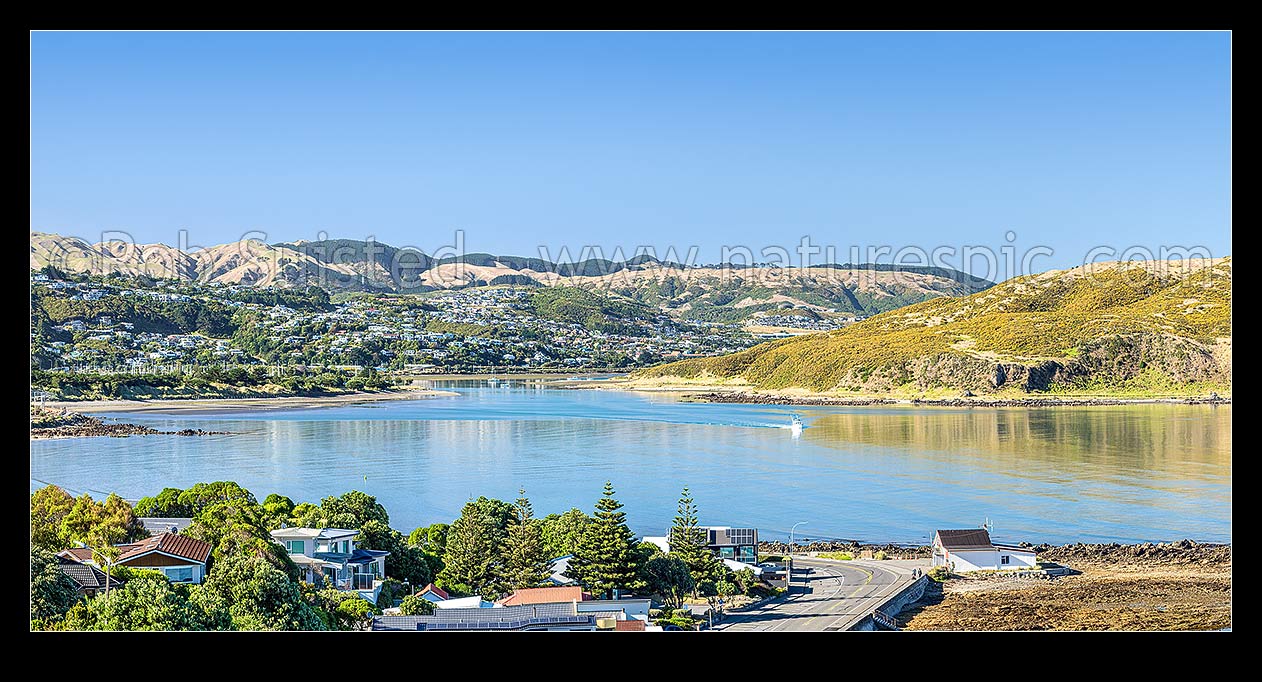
635,258,1232,395
30,232,993,321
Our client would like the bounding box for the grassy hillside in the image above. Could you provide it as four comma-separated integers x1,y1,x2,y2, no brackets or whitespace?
634,258,1231,396
528,286,657,336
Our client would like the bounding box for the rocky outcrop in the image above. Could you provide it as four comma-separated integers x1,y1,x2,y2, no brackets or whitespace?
30,407,228,439
686,392,1230,407
1034,539,1231,567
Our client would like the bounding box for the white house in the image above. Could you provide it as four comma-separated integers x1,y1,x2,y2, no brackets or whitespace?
270,527,389,602
931,528,1038,573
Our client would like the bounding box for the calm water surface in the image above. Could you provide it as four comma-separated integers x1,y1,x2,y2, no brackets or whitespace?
30,381,1231,545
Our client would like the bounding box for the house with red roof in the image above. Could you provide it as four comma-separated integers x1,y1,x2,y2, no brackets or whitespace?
57,532,213,584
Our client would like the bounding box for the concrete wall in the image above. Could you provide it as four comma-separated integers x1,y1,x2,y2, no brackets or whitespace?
847,575,929,631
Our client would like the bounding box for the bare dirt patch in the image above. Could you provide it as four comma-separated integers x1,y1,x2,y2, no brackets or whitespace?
901,541,1231,631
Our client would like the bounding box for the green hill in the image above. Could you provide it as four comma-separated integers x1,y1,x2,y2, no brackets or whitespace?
528,286,658,336
634,258,1232,396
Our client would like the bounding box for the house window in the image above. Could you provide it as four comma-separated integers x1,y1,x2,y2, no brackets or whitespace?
1001,555,1010,565
341,540,349,553
165,566,195,582
286,540,305,554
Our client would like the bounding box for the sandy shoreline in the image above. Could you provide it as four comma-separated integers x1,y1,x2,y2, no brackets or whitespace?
33,373,1232,415
39,388,459,415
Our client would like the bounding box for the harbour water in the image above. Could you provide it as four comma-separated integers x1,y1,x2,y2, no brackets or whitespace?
30,381,1232,545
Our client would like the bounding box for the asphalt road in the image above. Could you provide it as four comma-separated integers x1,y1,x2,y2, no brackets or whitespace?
715,557,928,632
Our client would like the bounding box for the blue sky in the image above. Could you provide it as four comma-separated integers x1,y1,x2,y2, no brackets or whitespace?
30,31,1230,276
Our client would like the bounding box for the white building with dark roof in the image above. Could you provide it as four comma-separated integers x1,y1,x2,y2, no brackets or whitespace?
931,528,1038,572
270,527,389,602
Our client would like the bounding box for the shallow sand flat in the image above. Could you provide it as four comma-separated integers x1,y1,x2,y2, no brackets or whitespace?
39,388,458,415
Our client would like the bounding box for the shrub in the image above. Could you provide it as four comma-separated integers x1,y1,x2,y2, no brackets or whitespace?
398,594,435,616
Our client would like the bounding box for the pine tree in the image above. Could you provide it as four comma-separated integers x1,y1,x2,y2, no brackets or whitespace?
495,489,551,594
668,486,724,595
436,499,498,598
568,481,644,599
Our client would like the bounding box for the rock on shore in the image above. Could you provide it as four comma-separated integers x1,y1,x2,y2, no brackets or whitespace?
30,406,228,439
1033,539,1231,566
687,391,1231,407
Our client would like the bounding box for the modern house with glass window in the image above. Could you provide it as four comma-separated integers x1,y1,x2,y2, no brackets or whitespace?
704,526,758,565
270,527,389,602
642,526,759,567
57,532,212,584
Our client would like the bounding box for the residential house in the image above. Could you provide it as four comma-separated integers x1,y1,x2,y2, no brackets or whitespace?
415,583,450,604
931,528,1038,573
57,556,125,597
643,525,760,568
270,527,389,602
372,603,608,631
57,532,212,584
371,597,652,632
498,585,591,606
497,586,652,622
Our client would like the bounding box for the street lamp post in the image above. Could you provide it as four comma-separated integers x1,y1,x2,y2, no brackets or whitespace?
787,521,807,588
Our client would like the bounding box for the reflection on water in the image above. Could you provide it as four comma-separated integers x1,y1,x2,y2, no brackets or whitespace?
805,406,1231,483
30,384,1230,546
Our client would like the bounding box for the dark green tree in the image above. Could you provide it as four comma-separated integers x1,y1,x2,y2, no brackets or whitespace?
472,496,515,537
398,593,435,615
186,498,296,577
62,572,213,631
134,487,193,518
540,508,592,559
640,555,694,609
356,520,433,587
192,553,325,631
437,499,499,598
495,490,551,593
31,547,78,623
176,481,256,516
320,490,390,529
408,523,449,554
568,482,644,599
668,486,724,594
262,493,295,522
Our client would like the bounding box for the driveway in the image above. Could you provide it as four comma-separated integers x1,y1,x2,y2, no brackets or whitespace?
715,557,929,632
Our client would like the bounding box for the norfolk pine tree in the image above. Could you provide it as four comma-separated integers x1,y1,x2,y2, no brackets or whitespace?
569,481,644,599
